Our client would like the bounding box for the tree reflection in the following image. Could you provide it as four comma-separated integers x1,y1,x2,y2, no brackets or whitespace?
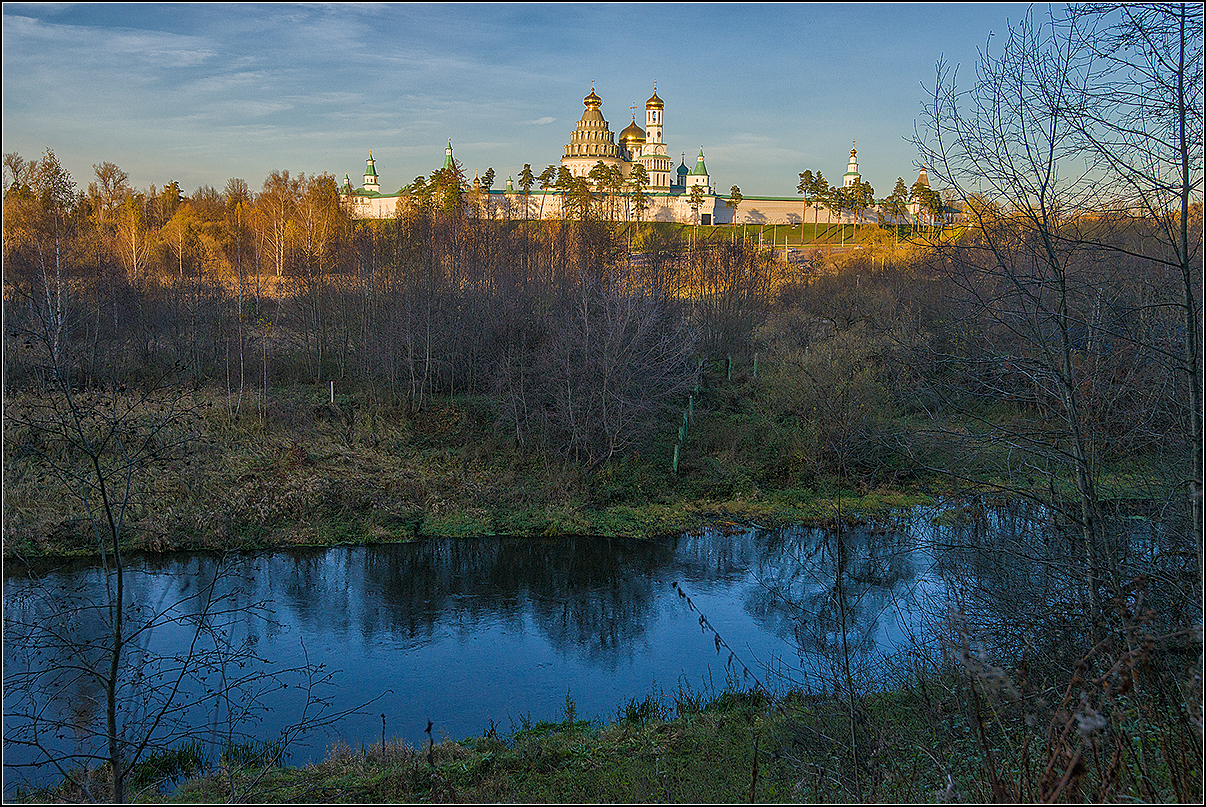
8,504,1191,794
226,537,678,663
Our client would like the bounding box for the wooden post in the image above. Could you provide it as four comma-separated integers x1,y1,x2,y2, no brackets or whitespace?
727,354,732,381
753,353,758,380
673,443,680,474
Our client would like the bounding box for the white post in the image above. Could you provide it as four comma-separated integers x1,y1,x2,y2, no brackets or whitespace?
330,380,334,404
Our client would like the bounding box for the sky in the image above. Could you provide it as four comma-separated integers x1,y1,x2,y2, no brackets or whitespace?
3,2,1039,200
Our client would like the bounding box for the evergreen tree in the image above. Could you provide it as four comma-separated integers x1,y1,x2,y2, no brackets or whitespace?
518,163,535,221
628,163,650,227
797,169,816,241
847,179,875,241
884,177,910,244
537,165,556,220
726,185,743,240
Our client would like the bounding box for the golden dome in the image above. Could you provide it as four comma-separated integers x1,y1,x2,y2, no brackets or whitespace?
646,81,663,109
584,87,602,109
620,117,645,144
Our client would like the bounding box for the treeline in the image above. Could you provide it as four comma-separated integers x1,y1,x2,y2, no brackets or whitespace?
2,150,788,468
4,147,1199,485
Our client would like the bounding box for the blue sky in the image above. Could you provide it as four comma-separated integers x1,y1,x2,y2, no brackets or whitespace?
3,2,1036,199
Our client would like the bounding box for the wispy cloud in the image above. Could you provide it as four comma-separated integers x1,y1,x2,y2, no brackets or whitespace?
3,12,216,67
2,3,1030,197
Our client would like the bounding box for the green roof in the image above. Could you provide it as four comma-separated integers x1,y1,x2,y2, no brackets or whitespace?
690,148,708,176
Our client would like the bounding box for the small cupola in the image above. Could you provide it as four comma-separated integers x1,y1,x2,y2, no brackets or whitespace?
676,152,690,186
584,80,603,110
645,80,664,110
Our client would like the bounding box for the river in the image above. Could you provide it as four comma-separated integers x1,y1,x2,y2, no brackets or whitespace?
3,499,1191,796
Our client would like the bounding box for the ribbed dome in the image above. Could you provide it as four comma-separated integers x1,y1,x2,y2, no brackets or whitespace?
579,107,606,124
565,88,620,160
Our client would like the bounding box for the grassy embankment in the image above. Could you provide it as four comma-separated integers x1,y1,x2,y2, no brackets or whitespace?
616,218,914,249
3,345,1158,564
23,658,1194,804
155,683,1034,803
0,377,912,562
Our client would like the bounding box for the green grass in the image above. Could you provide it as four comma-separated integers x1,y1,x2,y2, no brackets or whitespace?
1,364,1172,564
149,657,1198,804
159,685,831,804
1,378,925,560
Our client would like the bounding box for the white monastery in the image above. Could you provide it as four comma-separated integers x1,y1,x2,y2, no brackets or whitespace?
340,84,928,226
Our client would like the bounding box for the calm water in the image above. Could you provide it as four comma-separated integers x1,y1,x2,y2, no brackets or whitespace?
4,500,1187,794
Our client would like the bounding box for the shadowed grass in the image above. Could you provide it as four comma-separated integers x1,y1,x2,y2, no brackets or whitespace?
155,640,1199,805
3,373,1167,565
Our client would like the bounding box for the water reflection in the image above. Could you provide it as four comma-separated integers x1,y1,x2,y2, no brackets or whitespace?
5,501,1194,795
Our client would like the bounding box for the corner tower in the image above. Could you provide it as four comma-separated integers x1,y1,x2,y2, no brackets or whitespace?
364,151,380,193
687,147,710,190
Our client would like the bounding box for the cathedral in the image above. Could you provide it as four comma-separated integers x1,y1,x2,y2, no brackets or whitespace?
560,82,696,192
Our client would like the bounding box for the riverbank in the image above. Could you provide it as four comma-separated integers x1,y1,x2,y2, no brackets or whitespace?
18,661,1198,804
3,373,1160,567
6,385,1197,804
2,380,931,564
165,684,943,803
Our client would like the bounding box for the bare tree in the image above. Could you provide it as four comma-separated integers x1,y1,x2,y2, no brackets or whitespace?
500,277,699,468
87,162,131,233
1060,2,1204,553
4,151,29,195
4,304,357,803
914,3,1202,629
917,12,1116,624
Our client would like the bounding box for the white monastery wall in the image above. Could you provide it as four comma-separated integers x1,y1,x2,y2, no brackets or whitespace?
340,190,876,227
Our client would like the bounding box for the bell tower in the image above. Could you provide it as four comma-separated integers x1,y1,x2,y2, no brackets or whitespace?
843,141,861,187
640,82,672,188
